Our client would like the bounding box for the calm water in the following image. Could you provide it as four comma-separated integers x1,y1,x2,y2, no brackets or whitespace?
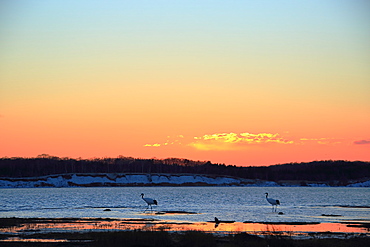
1,187,369,223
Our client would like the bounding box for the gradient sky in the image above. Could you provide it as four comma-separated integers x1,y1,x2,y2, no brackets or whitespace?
1,0,369,166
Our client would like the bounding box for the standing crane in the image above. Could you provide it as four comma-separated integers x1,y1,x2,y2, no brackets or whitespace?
265,192,280,212
141,193,157,212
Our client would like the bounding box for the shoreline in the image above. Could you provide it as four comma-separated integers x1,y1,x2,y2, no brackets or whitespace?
1,217,369,235
1,173,369,188
1,217,369,246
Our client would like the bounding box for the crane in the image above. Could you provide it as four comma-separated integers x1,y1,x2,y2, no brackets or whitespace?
265,192,280,212
141,193,157,211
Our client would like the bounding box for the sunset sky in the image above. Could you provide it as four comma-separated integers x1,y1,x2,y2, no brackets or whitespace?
1,0,369,166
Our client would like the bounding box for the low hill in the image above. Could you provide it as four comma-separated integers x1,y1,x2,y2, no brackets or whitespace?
0,156,369,186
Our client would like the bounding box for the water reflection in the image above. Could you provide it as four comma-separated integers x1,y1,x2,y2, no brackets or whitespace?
0,218,368,236
1,237,68,243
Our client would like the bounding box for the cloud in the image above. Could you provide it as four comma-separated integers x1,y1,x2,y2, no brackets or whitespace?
144,135,184,148
354,139,370,145
190,132,293,151
144,132,294,150
196,132,292,144
145,132,351,151
144,143,162,147
299,138,342,145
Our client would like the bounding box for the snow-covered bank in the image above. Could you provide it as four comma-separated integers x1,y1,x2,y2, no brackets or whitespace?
0,173,244,188
346,180,370,187
0,173,368,188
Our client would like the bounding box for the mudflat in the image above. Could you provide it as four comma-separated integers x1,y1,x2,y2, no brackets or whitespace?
0,217,369,246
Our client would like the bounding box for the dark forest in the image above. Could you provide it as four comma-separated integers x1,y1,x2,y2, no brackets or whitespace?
0,155,369,184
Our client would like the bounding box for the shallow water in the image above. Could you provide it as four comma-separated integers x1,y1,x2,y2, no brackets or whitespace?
1,187,369,224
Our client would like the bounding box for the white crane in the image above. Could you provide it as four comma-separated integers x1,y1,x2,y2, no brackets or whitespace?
141,193,157,211
265,192,280,212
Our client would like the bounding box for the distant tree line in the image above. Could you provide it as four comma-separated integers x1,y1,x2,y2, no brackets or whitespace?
0,155,369,184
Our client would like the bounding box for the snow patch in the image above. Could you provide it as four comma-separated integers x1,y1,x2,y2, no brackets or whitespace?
306,183,329,187
0,173,242,188
1,174,368,188
346,180,370,187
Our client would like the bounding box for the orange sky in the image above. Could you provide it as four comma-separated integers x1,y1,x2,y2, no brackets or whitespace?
1,1,369,166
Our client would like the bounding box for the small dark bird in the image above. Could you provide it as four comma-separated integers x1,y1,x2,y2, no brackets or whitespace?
214,217,220,228
214,217,220,224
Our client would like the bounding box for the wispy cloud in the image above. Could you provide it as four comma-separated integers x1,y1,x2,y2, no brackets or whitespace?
144,132,350,151
299,138,342,145
354,139,370,145
144,143,162,147
144,132,293,151
144,135,185,147
191,132,293,150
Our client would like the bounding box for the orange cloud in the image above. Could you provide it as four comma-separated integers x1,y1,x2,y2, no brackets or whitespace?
144,135,185,148
190,132,293,151
144,132,293,151
299,138,343,145
144,143,162,147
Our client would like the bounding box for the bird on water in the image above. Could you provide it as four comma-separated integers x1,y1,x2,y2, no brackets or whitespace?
265,192,280,212
141,193,157,211
214,217,220,228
